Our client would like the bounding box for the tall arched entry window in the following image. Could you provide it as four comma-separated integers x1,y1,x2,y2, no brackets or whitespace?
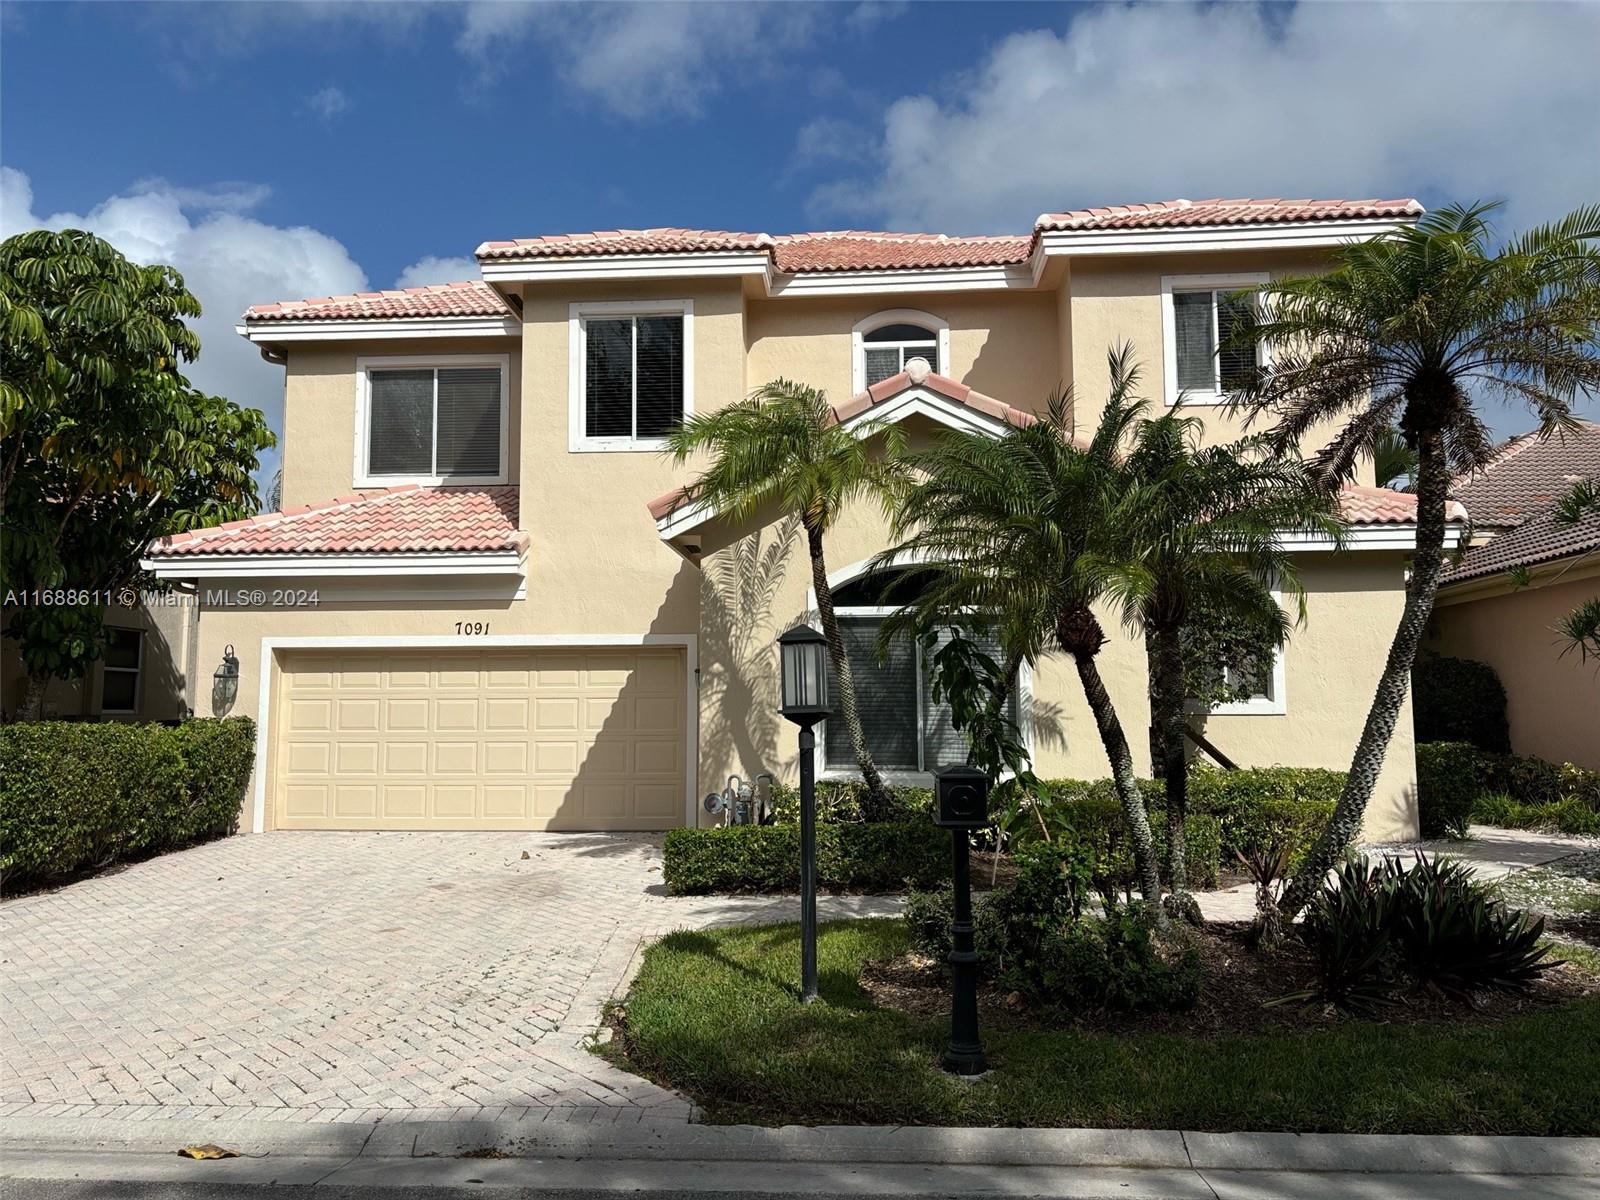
852,309,950,391
811,562,1025,781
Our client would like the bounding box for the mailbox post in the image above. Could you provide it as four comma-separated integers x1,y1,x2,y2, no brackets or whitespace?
933,764,990,1075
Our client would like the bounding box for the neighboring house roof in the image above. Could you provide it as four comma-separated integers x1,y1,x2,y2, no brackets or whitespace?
148,486,525,557
773,232,1034,273
243,281,513,323
1034,197,1424,232
1338,484,1467,526
1449,420,1600,529
1444,499,1600,584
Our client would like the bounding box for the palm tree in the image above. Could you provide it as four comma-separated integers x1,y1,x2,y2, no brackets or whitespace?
877,348,1165,911
1117,412,1343,903
1371,428,1418,490
662,379,907,818
1231,202,1600,917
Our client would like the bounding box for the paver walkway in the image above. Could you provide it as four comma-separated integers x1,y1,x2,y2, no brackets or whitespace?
0,831,894,1129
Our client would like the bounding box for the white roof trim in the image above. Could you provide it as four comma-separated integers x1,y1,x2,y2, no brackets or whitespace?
1278,524,1468,552
142,550,525,579
479,250,771,283
238,316,520,342
1037,218,1417,259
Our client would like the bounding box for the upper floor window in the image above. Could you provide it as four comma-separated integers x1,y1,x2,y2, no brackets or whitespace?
100,627,142,714
1160,273,1269,405
569,299,693,452
357,354,509,486
852,309,950,392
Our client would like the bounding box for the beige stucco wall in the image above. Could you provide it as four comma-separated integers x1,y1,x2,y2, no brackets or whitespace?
1428,569,1600,769
278,336,522,509
746,290,1064,413
1068,250,1373,481
697,493,1419,841
1,594,193,722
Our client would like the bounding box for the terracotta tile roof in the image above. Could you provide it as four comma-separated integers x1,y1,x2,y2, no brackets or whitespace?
1035,197,1423,232
476,228,772,260
1450,421,1600,529
244,281,513,323
148,486,526,557
772,232,1033,273
1445,498,1600,584
1338,483,1467,526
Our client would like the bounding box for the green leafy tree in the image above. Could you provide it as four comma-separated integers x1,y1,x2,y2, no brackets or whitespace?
1230,202,1600,917
1,229,275,715
1116,407,1341,905
662,379,907,818
876,349,1166,912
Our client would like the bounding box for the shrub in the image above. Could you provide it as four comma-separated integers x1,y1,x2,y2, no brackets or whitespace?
1470,793,1600,837
767,780,932,824
1030,903,1202,1014
1385,854,1555,997
1026,791,1224,891
1416,742,1479,838
1412,651,1511,752
0,718,254,887
1476,751,1569,808
1289,854,1556,1012
662,822,947,895
903,885,1010,968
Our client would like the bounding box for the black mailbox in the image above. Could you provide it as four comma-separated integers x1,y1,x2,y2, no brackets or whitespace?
933,764,990,829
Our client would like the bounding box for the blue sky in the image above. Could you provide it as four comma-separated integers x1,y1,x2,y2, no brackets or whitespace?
4,0,1598,485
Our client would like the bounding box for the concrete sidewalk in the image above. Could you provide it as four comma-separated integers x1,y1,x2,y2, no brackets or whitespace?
2,1115,1596,1198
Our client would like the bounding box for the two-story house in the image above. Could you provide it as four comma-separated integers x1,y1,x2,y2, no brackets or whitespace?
143,196,1464,840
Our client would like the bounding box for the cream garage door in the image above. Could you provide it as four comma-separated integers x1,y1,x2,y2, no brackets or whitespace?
274,648,686,830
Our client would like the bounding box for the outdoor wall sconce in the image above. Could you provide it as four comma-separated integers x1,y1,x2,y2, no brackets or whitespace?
212,644,240,716
777,623,830,1004
933,763,991,1075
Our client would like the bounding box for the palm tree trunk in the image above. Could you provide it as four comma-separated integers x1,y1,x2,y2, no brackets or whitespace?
1069,646,1165,915
1148,625,1190,893
804,519,892,819
19,672,47,722
1278,426,1452,917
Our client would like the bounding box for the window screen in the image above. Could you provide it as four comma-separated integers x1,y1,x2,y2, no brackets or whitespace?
1216,294,1257,391
824,618,920,771
583,313,685,441
920,627,1020,771
1172,292,1217,393
367,364,502,478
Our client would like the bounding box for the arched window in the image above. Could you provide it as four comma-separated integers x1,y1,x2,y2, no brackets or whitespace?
852,310,949,391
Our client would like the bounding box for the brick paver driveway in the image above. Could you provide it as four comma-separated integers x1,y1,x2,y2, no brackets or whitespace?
1,832,893,1128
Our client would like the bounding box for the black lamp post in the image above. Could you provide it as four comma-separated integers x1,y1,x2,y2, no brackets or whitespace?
777,623,829,1004
933,764,990,1075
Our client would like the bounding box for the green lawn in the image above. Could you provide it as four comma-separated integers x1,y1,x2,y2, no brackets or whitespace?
608,918,1600,1134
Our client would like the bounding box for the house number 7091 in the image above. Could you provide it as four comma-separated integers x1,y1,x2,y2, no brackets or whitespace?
455,621,490,636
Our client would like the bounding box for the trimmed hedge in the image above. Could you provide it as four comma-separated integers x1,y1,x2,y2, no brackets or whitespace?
0,718,254,888
662,822,948,895
1039,795,1222,891
1413,651,1511,752
1416,742,1479,838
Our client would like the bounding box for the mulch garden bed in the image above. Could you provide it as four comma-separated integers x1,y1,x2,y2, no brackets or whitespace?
860,920,1600,1038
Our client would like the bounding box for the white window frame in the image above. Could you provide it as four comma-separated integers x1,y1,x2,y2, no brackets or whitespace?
1198,584,1288,716
354,353,511,487
568,299,694,452
851,308,951,393
1160,272,1270,407
100,627,143,715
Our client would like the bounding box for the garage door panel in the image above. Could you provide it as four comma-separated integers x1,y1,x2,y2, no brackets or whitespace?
276,647,685,830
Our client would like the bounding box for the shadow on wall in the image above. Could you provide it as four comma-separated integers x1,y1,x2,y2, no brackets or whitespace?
696,518,801,798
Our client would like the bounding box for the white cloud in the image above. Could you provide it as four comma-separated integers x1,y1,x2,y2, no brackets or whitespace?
305,85,348,123
394,254,479,289
811,3,1600,236
1,167,369,490
457,1,820,119
845,2,908,34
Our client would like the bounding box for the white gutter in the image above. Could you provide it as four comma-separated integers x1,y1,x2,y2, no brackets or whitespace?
142,551,526,579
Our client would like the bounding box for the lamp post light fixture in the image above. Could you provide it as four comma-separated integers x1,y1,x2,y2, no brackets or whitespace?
933,764,990,1076
211,644,240,716
777,623,829,1004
